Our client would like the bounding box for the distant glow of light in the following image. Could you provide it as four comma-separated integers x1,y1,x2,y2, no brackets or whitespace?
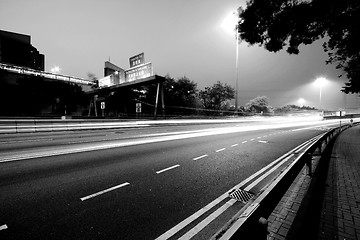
50,66,61,74
297,98,305,107
221,11,238,36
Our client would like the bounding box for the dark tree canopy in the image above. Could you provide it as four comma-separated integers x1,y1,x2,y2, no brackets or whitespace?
237,0,360,93
199,81,235,110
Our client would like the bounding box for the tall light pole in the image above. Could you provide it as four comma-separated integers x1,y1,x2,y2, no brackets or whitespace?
314,77,327,110
235,23,239,113
222,10,241,113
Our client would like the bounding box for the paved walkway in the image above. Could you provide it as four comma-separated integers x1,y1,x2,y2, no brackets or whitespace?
268,125,360,240
317,125,360,240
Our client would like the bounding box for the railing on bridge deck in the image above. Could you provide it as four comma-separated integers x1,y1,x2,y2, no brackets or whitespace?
0,62,96,86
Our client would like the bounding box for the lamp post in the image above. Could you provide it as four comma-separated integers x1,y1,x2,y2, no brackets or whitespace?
314,77,327,110
222,10,241,113
235,25,239,113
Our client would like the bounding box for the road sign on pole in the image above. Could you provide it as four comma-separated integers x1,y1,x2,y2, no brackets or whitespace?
136,103,142,113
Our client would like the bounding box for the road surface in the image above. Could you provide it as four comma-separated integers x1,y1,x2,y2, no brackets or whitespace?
0,117,343,239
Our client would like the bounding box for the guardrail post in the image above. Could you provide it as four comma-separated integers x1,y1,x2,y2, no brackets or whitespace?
317,144,322,155
258,217,269,240
306,153,312,176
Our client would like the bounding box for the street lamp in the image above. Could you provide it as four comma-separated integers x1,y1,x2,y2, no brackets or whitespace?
297,98,305,107
314,77,327,110
222,10,241,113
50,66,61,74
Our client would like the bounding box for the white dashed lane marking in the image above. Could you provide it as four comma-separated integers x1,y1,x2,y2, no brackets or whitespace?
215,148,226,153
80,182,130,201
231,144,238,147
193,155,208,161
156,164,180,174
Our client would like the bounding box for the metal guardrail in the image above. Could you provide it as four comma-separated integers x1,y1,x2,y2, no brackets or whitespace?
213,123,356,239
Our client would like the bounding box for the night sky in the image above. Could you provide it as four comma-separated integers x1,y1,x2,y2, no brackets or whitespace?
1,0,358,110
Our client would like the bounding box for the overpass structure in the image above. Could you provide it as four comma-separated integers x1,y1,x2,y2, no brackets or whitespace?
87,74,166,118
0,62,96,86
1,52,165,118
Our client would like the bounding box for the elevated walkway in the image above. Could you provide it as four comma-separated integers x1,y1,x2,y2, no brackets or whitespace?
0,62,96,86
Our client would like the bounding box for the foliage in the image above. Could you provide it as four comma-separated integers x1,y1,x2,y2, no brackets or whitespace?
166,75,199,111
274,104,316,114
245,96,272,113
199,81,235,111
138,75,200,115
87,72,99,89
237,0,360,93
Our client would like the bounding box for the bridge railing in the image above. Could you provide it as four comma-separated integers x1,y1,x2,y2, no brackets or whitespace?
0,62,96,86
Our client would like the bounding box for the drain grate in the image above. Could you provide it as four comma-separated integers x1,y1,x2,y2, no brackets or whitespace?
228,189,255,203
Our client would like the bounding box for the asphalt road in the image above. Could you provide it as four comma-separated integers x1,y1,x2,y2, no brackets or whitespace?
0,118,342,239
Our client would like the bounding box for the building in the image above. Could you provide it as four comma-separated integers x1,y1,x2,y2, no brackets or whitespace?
98,61,126,88
0,29,44,71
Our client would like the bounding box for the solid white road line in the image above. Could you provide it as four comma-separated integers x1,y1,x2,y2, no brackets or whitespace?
155,141,307,240
231,144,238,147
178,199,237,240
154,192,229,240
80,182,130,201
0,224,8,231
156,164,180,174
193,154,208,161
215,148,226,153
244,154,294,192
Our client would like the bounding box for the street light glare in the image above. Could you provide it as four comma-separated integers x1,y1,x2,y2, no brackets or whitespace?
50,66,61,74
297,98,305,107
221,11,238,36
314,77,327,87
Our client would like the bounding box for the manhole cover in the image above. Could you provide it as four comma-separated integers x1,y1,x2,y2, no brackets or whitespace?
228,189,255,203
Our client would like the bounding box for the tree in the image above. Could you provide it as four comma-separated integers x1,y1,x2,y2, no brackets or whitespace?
87,72,98,89
199,81,235,111
237,0,360,93
139,75,200,115
168,76,199,111
245,96,272,113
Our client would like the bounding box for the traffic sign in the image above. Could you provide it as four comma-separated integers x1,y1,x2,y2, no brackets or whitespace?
136,103,141,113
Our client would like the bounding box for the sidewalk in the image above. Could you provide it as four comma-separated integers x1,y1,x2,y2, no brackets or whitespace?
267,125,360,240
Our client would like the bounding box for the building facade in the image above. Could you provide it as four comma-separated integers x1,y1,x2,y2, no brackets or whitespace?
0,30,44,71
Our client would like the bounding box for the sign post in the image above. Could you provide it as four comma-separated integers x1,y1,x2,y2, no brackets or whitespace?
136,103,142,119
101,101,105,117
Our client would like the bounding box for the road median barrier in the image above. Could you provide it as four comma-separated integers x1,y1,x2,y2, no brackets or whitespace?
0,119,146,134
212,123,356,240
